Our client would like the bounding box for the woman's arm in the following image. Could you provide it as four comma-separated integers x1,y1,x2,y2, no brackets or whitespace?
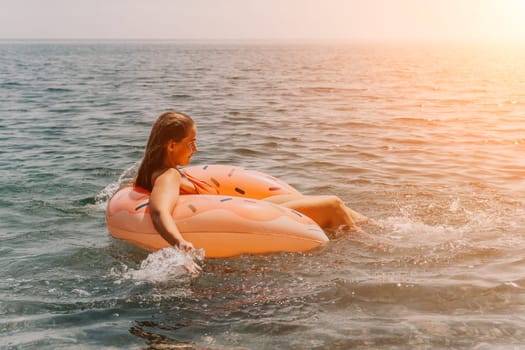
148,168,194,251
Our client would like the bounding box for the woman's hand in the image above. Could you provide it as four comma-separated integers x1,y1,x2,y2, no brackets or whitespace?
184,260,202,277
174,240,203,276
176,238,194,252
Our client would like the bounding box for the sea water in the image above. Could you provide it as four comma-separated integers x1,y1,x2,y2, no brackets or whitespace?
1,40,525,349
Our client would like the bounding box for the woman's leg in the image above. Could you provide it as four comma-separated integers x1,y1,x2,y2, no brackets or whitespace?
265,194,369,227
265,194,356,229
344,206,369,225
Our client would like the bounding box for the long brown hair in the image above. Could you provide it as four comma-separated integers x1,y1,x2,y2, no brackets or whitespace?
135,111,194,191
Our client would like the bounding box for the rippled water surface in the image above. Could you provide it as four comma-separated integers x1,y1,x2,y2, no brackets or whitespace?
1,41,525,349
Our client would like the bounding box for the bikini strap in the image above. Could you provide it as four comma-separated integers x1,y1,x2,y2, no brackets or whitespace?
179,169,219,195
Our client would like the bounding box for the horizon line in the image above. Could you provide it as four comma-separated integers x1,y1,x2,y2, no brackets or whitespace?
1,37,525,46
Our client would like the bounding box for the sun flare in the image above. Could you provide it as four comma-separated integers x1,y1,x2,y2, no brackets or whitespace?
490,0,525,42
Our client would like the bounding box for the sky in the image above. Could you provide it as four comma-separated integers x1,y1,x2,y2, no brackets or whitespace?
1,0,525,44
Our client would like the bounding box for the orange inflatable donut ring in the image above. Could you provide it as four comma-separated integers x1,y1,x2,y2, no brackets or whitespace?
182,164,301,198
106,165,328,258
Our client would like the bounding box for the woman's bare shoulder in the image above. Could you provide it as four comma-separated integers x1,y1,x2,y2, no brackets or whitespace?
152,167,182,187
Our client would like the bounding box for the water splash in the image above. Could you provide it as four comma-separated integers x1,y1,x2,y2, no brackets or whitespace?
92,161,140,210
122,247,205,283
376,195,518,250
379,214,458,247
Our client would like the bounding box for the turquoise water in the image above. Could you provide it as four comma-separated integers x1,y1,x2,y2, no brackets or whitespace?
1,41,525,349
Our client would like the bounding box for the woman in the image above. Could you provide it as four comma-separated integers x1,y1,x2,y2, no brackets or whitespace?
135,111,368,253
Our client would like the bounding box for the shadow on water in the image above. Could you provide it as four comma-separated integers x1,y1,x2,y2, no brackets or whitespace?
129,321,215,350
